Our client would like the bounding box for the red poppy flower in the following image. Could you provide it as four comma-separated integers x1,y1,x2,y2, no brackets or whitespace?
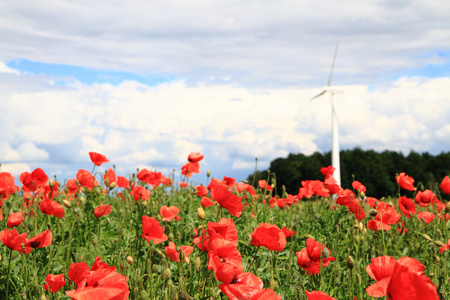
66,179,79,195
0,172,18,200
282,226,297,238
207,238,243,284
89,152,110,166
20,168,49,192
398,196,416,218
324,175,340,195
210,184,243,217
7,212,23,227
352,180,366,193
258,180,273,191
25,229,52,249
223,176,237,188
305,291,337,300
179,181,188,188
250,223,286,251
66,256,129,300
296,248,321,275
141,216,168,244
201,196,215,207
193,228,210,252
306,238,327,262
320,166,335,177
440,176,450,194
417,211,435,223
250,288,282,300
164,242,193,262
345,201,366,221
160,205,181,222
104,168,116,188
396,172,416,191
181,162,200,177
414,190,437,207
188,152,204,163
44,274,66,292
117,176,130,189
218,272,263,299
94,205,112,218
195,185,208,197
0,228,32,253
76,169,98,189
207,218,238,246
130,185,151,201
439,239,450,253
40,198,65,218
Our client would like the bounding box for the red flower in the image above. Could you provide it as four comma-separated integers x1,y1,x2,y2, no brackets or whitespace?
117,176,130,189
208,218,238,246
40,198,65,218
141,216,168,244
130,185,151,201
66,179,79,195
306,238,328,262
320,166,335,177
352,180,366,193
20,168,49,192
94,205,112,218
414,190,437,207
0,228,32,253
396,172,416,191
250,288,282,300
66,256,129,300
439,239,450,253
296,248,321,275
188,152,204,163
44,274,66,292
218,272,263,299
398,196,416,218
281,226,297,238
305,291,337,300
181,162,200,177
7,212,23,227
258,180,273,191
0,172,18,200
164,242,193,262
160,205,181,222
250,223,286,251
104,168,116,188
417,211,435,223
207,238,243,284
25,229,52,249
210,183,243,217
440,176,450,194
76,169,98,189
201,196,215,207
89,152,110,166
195,185,208,197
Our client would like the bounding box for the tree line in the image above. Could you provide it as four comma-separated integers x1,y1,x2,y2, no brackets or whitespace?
247,148,450,199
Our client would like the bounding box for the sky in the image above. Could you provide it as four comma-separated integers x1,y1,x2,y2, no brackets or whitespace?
1,0,450,188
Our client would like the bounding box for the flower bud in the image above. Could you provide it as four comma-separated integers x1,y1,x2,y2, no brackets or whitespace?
49,178,54,189
110,182,117,189
422,234,432,241
446,202,450,214
126,256,134,265
434,240,444,247
79,196,86,204
168,233,174,242
197,207,206,220
322,247,330,259
360,191,366,198
207,170,211,178
195,257,201,271
162,268,171,279
63,199,71,208
346,256,354,269
369,209,378,217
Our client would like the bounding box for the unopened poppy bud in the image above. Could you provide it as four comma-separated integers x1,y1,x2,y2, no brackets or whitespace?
152,264,158,273
195,257,201,271
446,202,450,213
355,235,361,244
360,191,365,198
434,255,440,263
369,209,378,217
190,229,197,239
168,233,174,242
110,182,117,189
0,253,2,261
322,247,330,259
142,201,148,206
156,249,165,258
437,229,442,236
104,177,109,187
63,199,71,208
40,294,47,300
346,256,354,269
353,224,359,230
162,268,171,279
79,196,86,204
126,256,134,265
197,207,206,220
271,183,275,189
434,240,444,247
207,170,211,177
422,234,432,241
140,290,150,300
358,222,364,232
49,178,54,189
167,279,174,286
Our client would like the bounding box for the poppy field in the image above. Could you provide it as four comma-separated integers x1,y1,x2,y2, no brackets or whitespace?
1,152,450,299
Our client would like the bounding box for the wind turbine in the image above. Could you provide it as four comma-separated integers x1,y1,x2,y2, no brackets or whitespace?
310,42,343,187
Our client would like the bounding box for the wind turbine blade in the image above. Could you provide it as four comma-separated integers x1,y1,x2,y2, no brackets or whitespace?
309,90,326,101
327,42,339,87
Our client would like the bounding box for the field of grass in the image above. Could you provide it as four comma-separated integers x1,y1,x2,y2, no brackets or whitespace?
0,152,449,299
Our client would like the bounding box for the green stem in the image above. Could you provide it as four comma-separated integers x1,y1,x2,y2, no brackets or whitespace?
5,248,12,300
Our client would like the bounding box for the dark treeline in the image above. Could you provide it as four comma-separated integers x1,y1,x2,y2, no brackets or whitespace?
247,148,450,199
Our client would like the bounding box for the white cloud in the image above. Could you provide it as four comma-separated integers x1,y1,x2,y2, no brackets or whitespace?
0,61,20,75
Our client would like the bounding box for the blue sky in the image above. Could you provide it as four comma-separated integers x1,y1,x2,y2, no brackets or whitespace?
1,0,450,189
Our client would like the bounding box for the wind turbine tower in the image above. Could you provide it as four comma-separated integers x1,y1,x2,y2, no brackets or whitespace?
310,43,343,186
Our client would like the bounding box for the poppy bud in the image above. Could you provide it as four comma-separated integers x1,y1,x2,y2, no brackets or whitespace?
207,170,211,178
168,233,174,242
167,279,174,286
140,290,150,300
195,257,201,271
358,222,364,232
434,240,444,247
40,294,48,300
353,223,359,230
63,199,71,208
80,196,86,204
0,253,2,261
190,229,197,239
322,247,330,259
446,202,450,213
346,256,354,269
162,268,171,279
422,234,432,241
437,229,442,237
156,249,165,258
152,264,158,273
126,256,134,265
434,255,440,263
197,207,206,220
360,191,365,198
369,209,378,217
49,178,54,189
110,182,117,189
355,234,361,244
104,177,109,187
